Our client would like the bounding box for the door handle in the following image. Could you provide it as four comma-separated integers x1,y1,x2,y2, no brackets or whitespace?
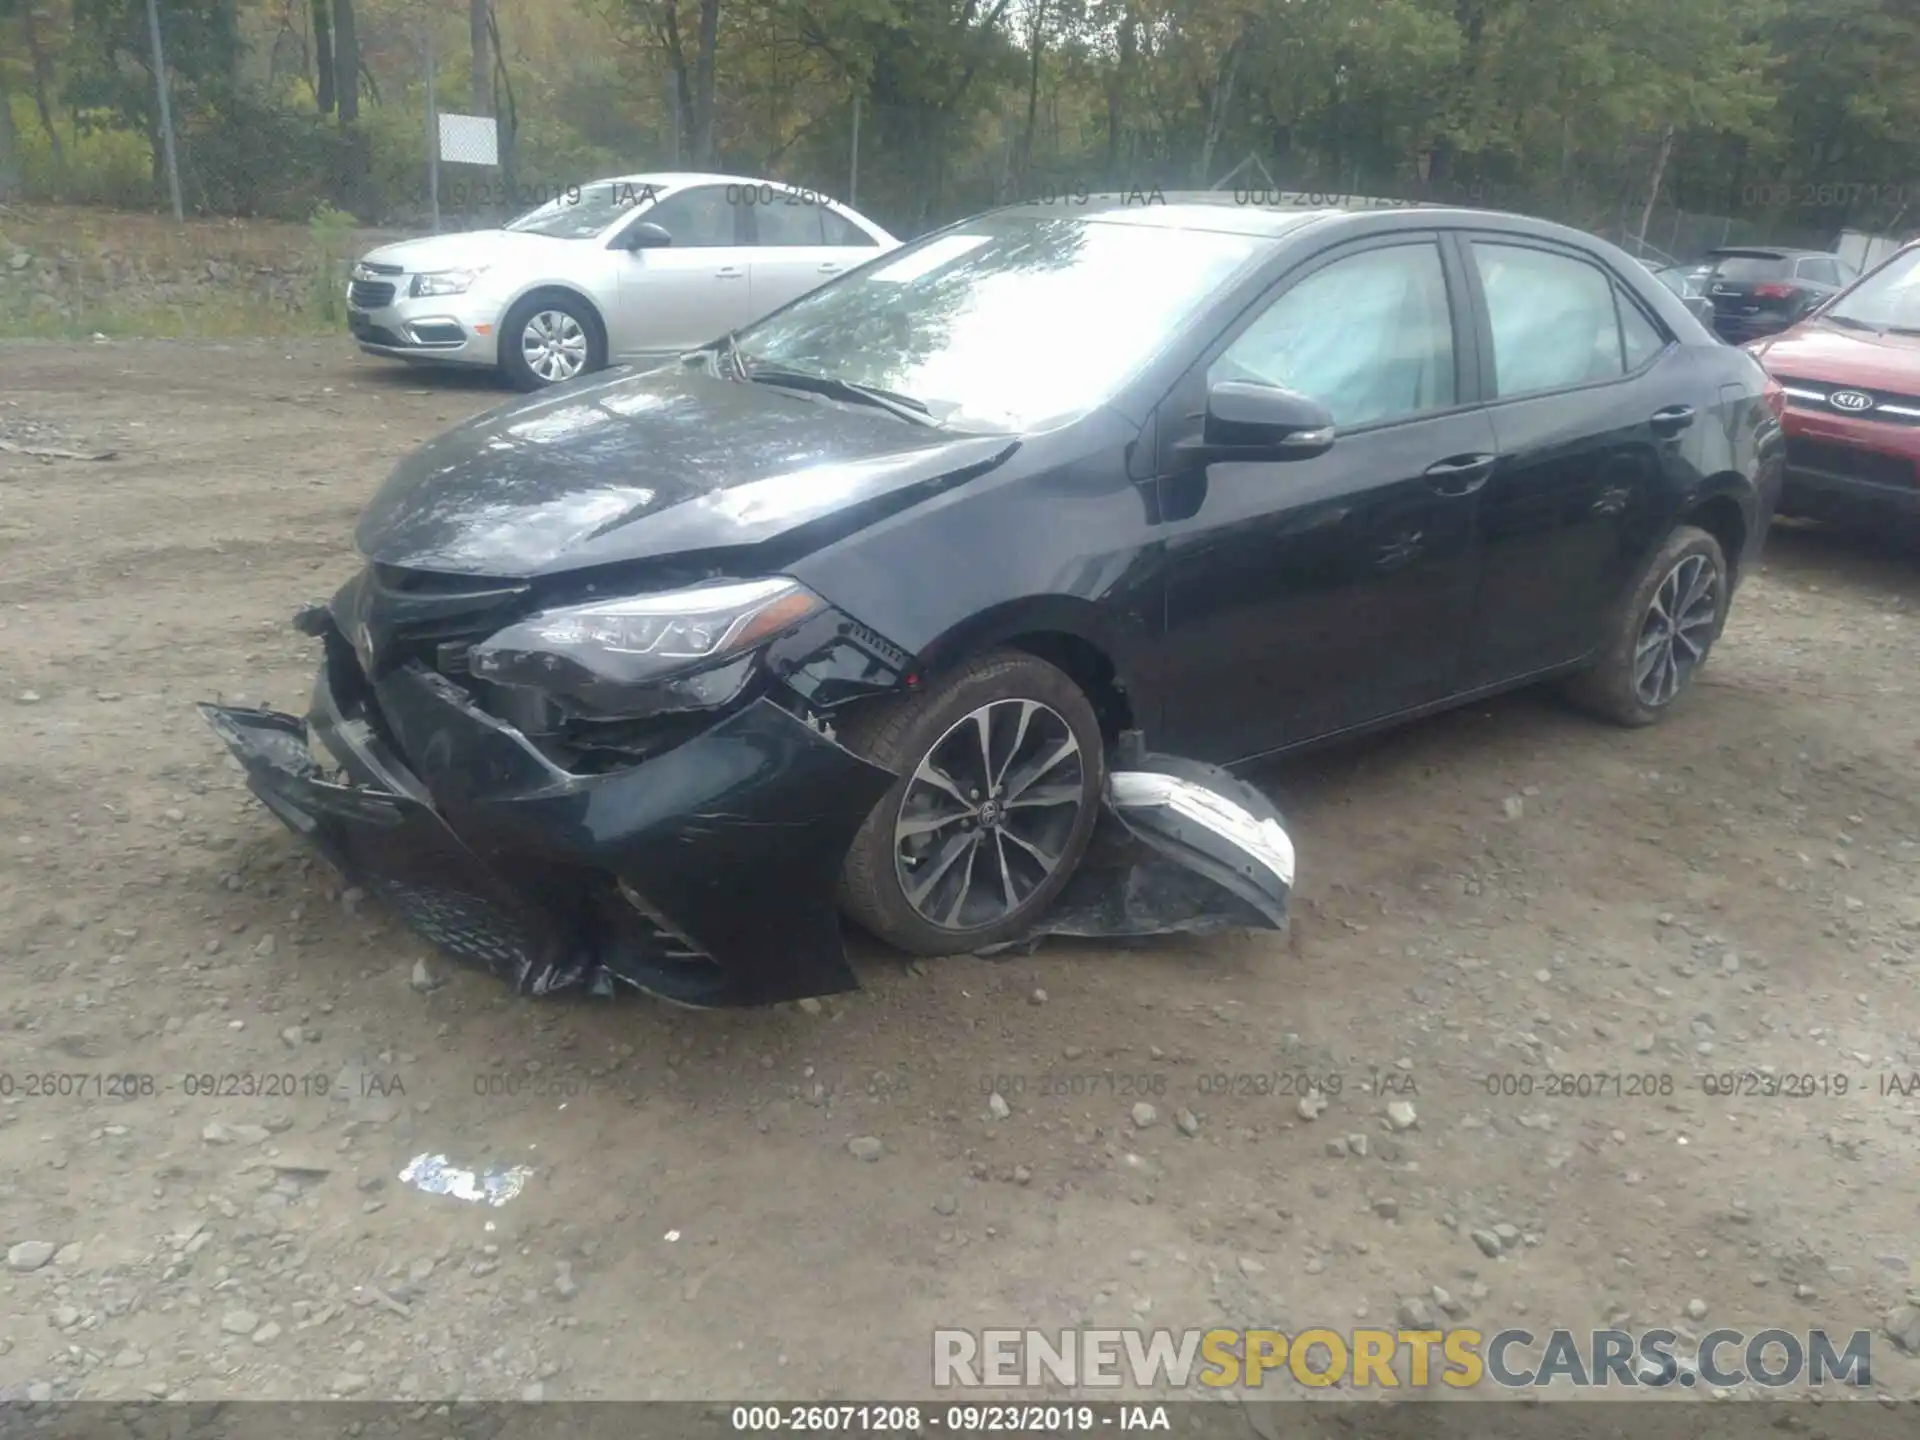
817,263,842,274
716,266,745,279
1423,453,1495,496
1650,404,1695,436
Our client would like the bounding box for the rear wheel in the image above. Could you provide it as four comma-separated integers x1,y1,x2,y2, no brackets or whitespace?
1564,524,1728,726
499,293,606,391
836,650,1105,955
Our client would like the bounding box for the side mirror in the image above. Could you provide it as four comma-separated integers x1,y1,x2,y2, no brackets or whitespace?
1186,379,1336,461
611,221,673,252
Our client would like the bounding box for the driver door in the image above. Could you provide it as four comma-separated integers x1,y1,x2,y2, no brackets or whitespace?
1153,235,1496,763
608,185,759,360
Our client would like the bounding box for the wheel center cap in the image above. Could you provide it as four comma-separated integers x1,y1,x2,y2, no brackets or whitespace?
978,799,1002,828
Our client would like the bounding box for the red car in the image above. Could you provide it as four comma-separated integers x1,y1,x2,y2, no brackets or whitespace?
1746,240,1920,527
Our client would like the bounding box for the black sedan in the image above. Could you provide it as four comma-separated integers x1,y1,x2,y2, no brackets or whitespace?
205,195,1786,1008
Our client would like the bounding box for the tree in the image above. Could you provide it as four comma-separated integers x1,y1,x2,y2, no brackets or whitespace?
311,0,333,113
469,0,490,113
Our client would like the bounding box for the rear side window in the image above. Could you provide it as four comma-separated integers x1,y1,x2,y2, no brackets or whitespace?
1471,241,1625,397
1618,289,1666,369
752,201,825,246
1796,256,1840,284
821,210,880,247
1711,254,1790,282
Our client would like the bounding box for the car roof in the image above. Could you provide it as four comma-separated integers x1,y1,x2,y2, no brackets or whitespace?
1706,246,1831,259
982,190,1627,243
592,171,841,196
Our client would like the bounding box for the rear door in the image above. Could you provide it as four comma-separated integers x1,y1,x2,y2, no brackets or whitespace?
1455,235,1699,686
745,194,890,316
608,184,758,358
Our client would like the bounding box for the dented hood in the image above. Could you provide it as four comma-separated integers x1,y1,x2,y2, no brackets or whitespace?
354,365,1018,578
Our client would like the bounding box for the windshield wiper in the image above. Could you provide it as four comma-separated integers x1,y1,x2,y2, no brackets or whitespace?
743,363,939,426
1823,314,1882,334
1883,325,1920,337
711,330,749,381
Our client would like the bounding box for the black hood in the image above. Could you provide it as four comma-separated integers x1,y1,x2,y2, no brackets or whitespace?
355,364,1019,578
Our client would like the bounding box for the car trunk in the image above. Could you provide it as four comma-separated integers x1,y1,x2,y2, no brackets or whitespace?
1706,253,1804,326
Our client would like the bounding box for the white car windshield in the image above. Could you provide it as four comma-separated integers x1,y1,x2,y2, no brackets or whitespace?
506,180,664,240
734,214,1268,433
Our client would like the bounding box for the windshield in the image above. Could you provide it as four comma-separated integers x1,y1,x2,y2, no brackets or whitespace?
505,179,662,240
732,215,1267,433
1823,247,1920,330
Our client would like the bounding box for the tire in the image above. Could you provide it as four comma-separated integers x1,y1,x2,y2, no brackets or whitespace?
836,649,1106,955
498,292,606,391
1564,524,1728,727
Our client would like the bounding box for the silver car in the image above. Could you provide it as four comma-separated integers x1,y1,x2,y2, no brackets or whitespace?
345,171,900,390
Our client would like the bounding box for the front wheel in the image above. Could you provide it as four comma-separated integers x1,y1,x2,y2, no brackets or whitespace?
498,293,606,391
836,650,1106,955
1564,524,1728,726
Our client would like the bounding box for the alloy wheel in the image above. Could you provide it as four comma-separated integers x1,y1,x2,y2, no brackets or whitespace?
892,698,1086,932
1634,553,1718,707
521,310,588,383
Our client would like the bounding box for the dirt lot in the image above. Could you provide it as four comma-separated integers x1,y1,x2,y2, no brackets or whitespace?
0,338,1917,1407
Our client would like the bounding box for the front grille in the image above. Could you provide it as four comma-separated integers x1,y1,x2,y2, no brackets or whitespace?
348,279,396,309
1776,375,1920,425
368,877,538,981
1786,437,1917,489
331,565,531,679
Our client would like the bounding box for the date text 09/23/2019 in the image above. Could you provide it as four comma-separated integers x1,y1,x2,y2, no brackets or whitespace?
730,1406,1170,1433
0,1070,403,1100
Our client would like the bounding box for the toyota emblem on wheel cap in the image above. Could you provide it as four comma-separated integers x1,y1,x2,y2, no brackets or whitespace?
1829,389,1875,412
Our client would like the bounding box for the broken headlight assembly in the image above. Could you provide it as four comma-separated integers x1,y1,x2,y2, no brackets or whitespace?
467,576,826,717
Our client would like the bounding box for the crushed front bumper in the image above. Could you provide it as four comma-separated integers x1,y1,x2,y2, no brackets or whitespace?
203,651,1293,1008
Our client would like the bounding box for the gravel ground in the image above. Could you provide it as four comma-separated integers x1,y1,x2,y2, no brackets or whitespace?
1,338,1917,1405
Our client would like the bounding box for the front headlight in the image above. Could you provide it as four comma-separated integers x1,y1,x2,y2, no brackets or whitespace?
411,267,485,297
468,576,826,714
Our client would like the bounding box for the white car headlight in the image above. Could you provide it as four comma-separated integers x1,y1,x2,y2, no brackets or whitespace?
468,577,826,714
411,268,486,298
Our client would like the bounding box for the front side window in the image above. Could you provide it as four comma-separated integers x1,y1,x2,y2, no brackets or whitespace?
635,185,741,248
1472,241,1625,397
735,215,1268,433
821,210,880,247
1207,242,1457,428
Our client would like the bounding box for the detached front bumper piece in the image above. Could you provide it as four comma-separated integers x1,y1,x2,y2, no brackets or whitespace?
204,656,1293,1008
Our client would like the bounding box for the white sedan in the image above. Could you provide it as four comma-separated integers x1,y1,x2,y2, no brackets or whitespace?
345,172,900,389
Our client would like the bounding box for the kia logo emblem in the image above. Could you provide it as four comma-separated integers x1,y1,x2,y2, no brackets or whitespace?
1829,389,1875,412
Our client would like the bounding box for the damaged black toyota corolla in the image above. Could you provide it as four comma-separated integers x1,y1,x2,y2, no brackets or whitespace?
205,195,1782,1007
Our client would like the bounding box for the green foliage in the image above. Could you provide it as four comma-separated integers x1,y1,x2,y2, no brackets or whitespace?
5,0,1919,252
306,198,354,322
